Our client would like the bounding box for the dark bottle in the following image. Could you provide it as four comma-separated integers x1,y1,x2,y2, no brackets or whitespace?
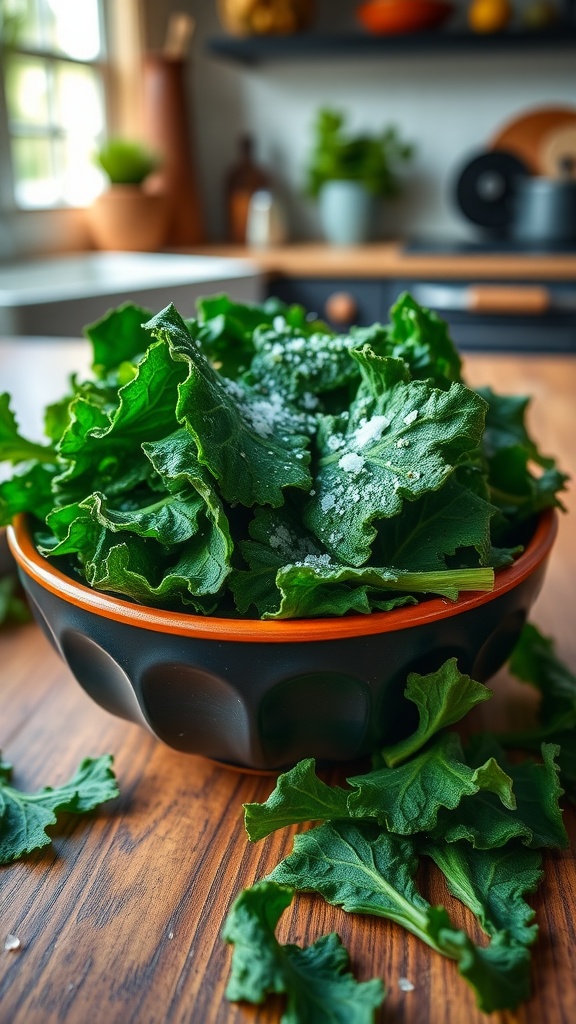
225,134,270,244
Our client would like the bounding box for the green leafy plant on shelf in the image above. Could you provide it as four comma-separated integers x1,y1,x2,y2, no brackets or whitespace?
304,107,414,244
93,138,162,186
304,107,414,200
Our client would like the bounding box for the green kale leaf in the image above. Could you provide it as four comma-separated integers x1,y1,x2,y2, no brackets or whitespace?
0,393,56,465
268,821,532,1013
375,475,497,571
431,739,568,849
85,301,152,377
53,335,186,504
244,734,514,841
245,319,357,414
244,759,350,842
148,304,312,508
376,658,492,767
195,294,323,379
222,879,385,1023
422,840,542,946
304,348,487,565
0,462,56,525
509,622,576,728
346,733,514,834
230,508,491,619
0,576,31,626
0,753,119,863
386,291,463,386
501,623,576,802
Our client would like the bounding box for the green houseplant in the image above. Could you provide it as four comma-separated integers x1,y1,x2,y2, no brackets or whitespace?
93,138,161,185
305,108,414,245
86,138,169,252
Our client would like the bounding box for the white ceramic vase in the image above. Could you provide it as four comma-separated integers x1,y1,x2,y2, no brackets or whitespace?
318,180,374,246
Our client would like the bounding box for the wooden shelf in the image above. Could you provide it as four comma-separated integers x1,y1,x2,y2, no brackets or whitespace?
207,27,576,64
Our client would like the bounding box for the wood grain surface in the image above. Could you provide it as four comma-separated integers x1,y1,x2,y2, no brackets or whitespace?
188,242,576,281
0,352,575,1024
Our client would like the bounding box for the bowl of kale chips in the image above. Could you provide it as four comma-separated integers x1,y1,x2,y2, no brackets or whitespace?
2,294,565,770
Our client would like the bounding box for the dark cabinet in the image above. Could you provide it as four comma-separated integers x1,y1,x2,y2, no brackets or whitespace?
268,276,391,327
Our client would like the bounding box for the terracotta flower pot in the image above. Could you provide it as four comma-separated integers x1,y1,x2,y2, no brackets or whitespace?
86,186,170,252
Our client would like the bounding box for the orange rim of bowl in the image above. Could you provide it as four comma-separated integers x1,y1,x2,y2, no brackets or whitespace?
8,509,557,644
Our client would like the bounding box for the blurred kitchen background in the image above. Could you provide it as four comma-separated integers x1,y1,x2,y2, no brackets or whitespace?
1,0,576,348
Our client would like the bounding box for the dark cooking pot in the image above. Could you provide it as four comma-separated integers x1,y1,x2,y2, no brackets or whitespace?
512,177,576,243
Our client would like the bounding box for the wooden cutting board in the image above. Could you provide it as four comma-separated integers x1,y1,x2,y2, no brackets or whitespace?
490,105,576,174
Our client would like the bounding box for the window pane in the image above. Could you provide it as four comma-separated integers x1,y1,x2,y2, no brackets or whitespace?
12,136,58,207
4,0,107,209
58,137,103,205
45,0,101,60
5,55,49,126
54,62,104,136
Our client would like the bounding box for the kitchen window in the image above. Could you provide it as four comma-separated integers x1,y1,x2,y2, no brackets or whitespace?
0,0,108,209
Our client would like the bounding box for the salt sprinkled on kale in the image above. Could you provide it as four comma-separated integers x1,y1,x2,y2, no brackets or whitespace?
353,415,391,449
338,452,365,474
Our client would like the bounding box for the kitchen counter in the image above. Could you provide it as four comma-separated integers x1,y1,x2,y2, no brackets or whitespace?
0,252,263,337
189,241,576,280
0,346,575,1023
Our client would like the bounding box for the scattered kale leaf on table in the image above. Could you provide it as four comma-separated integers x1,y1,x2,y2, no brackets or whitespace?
0,291,567,619
0,753,119,864
498,622,576,803
229,647,573,1017
0,575,31,627
267,821,533,1015
222,880,386,1024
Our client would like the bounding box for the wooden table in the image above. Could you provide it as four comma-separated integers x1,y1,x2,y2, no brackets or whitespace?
0,349,575,1024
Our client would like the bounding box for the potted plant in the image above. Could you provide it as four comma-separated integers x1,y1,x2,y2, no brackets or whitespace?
304,108,414,245
86,139,170,252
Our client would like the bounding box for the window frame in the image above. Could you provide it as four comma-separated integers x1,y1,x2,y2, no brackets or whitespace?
0,0,113,213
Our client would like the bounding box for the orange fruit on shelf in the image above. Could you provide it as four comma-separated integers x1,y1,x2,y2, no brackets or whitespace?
468,0,511,33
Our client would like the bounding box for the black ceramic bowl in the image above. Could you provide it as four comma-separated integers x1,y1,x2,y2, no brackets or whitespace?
8,510,557,771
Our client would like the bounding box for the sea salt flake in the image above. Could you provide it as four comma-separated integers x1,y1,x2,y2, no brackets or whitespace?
4,934,21,952
354,415,390,449
398,977,415,992
303,553,332,568
301,392,319,410
338,452,364,474
321,493,336,512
